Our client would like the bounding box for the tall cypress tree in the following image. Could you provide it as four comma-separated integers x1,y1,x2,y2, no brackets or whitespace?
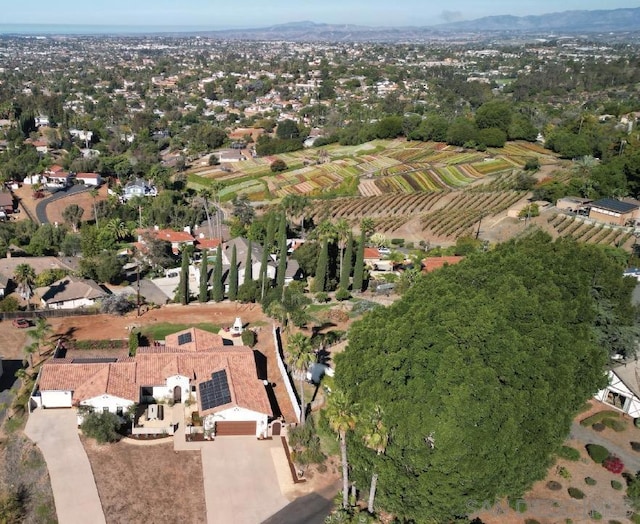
199,249,209,303
212,245,224,301
339,233,353,290
312,239,328,293
244,240,253,283
276,213,288,289
179,249,189,305
228,245,238,301
353,230,365,292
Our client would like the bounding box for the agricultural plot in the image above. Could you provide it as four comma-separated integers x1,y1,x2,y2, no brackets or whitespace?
420,191,525,239
546,213,635,248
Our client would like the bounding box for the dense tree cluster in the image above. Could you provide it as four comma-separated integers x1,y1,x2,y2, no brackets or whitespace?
336,233,636,521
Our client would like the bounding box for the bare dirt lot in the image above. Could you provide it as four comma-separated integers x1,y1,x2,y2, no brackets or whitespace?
82,439,206,524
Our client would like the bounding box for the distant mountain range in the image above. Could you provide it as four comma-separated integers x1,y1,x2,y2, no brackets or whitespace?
197,8,640,42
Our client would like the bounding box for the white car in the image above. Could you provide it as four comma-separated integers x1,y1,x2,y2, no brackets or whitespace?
378,247,391,255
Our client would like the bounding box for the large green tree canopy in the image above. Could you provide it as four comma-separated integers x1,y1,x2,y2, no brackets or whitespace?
336,234,636,522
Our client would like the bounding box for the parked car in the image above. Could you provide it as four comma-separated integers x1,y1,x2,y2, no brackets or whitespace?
12,318,30,328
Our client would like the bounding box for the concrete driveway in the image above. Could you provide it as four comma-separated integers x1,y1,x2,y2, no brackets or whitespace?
25,409,106,524
200,437,289,524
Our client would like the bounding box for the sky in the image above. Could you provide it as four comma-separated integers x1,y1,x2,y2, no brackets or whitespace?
3,0,639,29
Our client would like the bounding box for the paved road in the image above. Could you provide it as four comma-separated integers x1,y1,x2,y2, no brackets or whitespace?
200,437,289,524
262,484,339,524
570,421,640,471
25,409,106,524
35,185,91,224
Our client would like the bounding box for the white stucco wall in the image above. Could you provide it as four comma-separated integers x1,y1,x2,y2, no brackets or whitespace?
595,370,640,418
152,375,191,402
80,394,135,414
41,390,73,408
46,297,97,310
203,406,269,438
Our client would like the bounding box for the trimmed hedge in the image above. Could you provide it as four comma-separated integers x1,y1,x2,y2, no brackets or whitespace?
592,423,606,432
580,410,621,426
602,418,627,432
586,444,610,464
585,477,597,486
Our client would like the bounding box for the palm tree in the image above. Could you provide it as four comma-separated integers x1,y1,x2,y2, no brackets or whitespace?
280,194,310,237
361,405,389,514
198,188,214,239
32,317,52,356
106,218,130,241
14,263,35,308
286,332,314,424
326,389,358,510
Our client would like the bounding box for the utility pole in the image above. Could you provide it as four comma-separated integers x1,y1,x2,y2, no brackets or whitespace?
136,262,141,317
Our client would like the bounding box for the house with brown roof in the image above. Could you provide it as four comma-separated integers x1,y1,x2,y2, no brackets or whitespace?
34,328,272,438
0,192,13,216
138,227,195,255
35,276,107,309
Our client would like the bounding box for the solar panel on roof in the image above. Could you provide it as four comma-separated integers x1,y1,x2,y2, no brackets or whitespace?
177,332,193,345
199,370,232,410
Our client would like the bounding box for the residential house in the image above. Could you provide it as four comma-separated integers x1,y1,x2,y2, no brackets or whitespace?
0,192,13,216
75,172,102,186
364,247,393,272
138,227,195,255
221,237,276,287
44,165,71,189
122,178,158,201
556,196,592,214
215,149,247,163
34,328,272,438
594,360,640,418
588,198,640,227
36,276,107,309
284,259,304,285
422,256,465,273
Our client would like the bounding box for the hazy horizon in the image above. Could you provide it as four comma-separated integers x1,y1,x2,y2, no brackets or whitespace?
2,1,639,32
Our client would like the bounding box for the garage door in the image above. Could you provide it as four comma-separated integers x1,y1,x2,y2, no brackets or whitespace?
215,421,256,436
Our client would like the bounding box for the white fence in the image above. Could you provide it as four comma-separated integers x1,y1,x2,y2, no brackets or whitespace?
272,325,301,423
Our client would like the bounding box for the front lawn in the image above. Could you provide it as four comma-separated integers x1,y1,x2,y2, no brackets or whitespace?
140,322,220,342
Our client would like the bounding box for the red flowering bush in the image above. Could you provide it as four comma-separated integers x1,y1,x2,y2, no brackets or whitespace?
603,456,624,474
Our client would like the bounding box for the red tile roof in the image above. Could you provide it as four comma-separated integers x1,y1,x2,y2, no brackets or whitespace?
38,328,271,416
195,238,221,250
363,247,380,259
422,256,465,273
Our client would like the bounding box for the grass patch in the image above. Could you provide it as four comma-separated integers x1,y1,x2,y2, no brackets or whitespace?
140,322,220,341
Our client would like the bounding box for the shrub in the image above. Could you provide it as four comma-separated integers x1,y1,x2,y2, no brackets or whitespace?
586,444,610,464
80,411,122,443
585,477,597,486
270,159,287,172
557,466,572,479
525,520,540,524
608,520,623,524
631,441,640,452
592,422,606,432
557,445,581,461
602,418,627,432
546,481,562,491
390,238,404,246
588,510,602,520
335,288,351,301
241,329,257,347
635,418,640,428
315,292,330,303
128,331,139,356
568,487,585,499
611,480,623,490
603,456,624,474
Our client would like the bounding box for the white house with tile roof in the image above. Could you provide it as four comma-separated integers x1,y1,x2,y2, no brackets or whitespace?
34,328,272,438
595,360,640,418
